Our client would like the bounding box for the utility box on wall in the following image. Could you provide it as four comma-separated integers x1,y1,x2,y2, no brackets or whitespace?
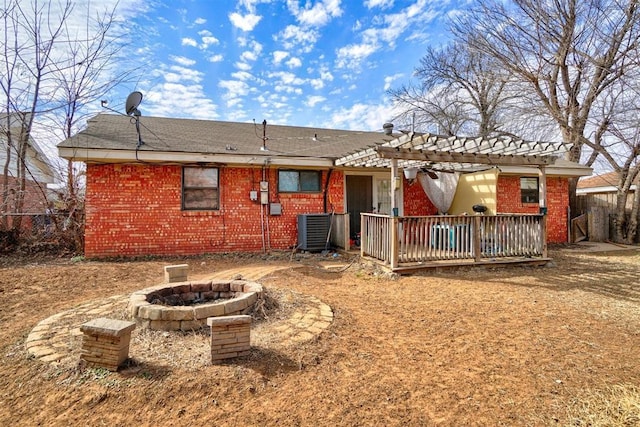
270,203,282,215
297,213,331,251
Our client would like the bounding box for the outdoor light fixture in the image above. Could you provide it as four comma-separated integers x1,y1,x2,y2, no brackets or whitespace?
403,167,419,181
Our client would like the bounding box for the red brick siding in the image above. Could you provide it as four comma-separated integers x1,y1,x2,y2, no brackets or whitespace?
1,174,48,232
402,179,438,216
496,175,569,243
85,164,339,257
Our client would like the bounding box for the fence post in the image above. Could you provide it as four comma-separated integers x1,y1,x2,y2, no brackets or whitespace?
390,216,399,269
360,214,365,258
541,214,548,258
473,216,482,262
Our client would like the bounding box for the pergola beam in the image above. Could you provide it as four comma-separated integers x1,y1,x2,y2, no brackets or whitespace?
375,146,557,166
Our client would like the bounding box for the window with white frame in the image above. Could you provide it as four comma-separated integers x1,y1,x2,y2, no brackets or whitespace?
278,170,321,192
182,167,219,210
520,177,539,203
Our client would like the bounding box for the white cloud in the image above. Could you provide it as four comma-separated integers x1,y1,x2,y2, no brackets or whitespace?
198,31,220,49
226,108,248,121
219,80,250,96
268,71,305,86
144,82,218,120
162,65,203,83
273,51,289,64
241,50,258,62
240,40,263,61
364,0,394,9
181,38,198,47
276,25,320,53
286,0,342,27
201,36,220,48
235,62,252,71
238,0,269,14
229,12,262,31
309,78,324,90
325,101,399,131
335,43,378,69
194,17,207,25
209,54,224,62
319,66,334,82
384,73,404,90
226,97,243,108
286,57,302,68
334,0,439,70
232,71,254,81
274,84,303,95
170,55,196,67
306,96,326,107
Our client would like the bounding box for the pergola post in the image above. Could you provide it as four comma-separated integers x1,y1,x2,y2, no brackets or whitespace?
539,166,548,258
390,159,398,216
538,166,547,212
390,216,399,269
390,159,399,268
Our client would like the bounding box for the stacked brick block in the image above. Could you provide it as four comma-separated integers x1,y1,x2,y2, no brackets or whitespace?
80,318,136,371
164,264,188,283
207,315,251,362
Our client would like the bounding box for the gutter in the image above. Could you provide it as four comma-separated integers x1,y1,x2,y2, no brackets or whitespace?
57,147,335,168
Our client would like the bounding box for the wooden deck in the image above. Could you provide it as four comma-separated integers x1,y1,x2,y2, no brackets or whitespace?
361,213,549,272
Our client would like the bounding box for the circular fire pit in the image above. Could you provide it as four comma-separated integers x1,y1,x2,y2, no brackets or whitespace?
127,279,263,331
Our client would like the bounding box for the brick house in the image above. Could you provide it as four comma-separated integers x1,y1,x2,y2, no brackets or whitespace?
57,114,591,259
1,113,55,234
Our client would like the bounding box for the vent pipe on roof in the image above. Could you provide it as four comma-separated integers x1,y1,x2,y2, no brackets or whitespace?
383,123,394,135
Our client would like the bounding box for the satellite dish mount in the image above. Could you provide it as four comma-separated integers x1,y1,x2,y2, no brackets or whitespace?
125,91,144,149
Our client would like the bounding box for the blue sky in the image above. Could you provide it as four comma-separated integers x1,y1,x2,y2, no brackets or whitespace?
97,0,467,132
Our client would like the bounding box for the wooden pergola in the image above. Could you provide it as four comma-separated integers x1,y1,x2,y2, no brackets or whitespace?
335,132,571,272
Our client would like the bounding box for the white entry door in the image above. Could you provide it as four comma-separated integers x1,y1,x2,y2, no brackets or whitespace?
373,177,392,215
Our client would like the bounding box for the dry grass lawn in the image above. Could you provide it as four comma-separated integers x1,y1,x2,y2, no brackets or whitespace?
1,246,639,426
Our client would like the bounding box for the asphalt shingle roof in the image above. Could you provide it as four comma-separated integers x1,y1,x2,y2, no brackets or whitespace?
577,171,638,189
58,113,393,160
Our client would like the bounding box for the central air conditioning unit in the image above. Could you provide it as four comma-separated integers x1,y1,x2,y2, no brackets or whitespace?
297,213,331,251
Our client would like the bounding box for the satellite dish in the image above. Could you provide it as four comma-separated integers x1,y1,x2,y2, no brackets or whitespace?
125,91,143,116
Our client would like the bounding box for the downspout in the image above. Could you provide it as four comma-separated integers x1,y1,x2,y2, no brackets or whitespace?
323,168,333,213
260,165,266,252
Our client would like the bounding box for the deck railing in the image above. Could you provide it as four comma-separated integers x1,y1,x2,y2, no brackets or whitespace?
361,213,547,269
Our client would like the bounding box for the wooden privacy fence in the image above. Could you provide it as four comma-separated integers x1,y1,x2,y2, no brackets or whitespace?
361,213,547,270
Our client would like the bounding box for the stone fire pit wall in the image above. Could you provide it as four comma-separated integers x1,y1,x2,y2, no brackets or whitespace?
128,279,263,331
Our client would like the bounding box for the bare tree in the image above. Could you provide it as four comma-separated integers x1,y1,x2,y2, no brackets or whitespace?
1,0,72,243
607,123,640,243
1,0,139,251
388,42,517,137
452,0,640,211
46,3,139,251
389,84,471,135
590,78,640,242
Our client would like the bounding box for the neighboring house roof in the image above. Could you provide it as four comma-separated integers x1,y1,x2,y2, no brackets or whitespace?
58,113,394,167
1,113,54,184
577,171,638,194
58,113,591,177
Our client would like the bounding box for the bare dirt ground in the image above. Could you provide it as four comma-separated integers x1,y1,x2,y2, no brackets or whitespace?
1,246,640,426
